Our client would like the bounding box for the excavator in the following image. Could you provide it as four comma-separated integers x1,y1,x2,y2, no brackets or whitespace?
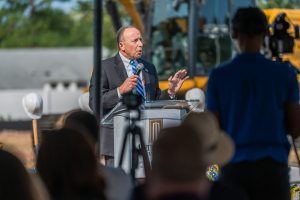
106,0,300,97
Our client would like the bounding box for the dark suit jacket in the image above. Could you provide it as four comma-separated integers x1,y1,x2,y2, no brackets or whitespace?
89,53,170,156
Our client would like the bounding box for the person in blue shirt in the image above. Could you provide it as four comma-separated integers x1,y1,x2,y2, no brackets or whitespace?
206,7,300,200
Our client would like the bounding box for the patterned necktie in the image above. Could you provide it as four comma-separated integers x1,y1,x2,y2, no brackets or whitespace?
129,60,145,101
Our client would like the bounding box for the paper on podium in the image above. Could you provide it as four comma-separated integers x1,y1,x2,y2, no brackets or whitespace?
144,100,188,109
162,101,190,109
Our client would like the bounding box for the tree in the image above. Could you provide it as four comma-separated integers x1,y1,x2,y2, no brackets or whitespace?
0,0,75,47
0,0,119,50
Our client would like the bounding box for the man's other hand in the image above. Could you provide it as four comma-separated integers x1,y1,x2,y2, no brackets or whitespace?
168,69,189,96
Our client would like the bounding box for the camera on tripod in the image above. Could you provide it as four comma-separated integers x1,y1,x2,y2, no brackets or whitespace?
122,93,143,111
266,12,299,58
119,93,151,181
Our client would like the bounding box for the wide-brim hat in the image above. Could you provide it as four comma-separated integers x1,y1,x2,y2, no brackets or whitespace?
182,111,234,167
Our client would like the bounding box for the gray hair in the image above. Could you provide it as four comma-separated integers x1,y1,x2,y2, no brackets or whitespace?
116,25,137,44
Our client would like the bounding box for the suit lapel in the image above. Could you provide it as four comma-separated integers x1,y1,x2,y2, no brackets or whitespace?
137,59,150,85
142,68,151,86
114,54,128,83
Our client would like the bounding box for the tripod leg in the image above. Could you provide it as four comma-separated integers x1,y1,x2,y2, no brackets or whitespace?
118,128,129,167
136,127,151,178
131,131,137,180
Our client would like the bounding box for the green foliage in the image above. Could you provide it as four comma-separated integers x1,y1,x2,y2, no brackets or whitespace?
103,10,117,50
0,0,118,50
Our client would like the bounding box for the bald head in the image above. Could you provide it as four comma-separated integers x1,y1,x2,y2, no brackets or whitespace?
116,26,137,44
117,26,143,59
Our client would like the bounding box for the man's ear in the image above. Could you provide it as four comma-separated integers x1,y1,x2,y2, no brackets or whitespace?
119,42,124,51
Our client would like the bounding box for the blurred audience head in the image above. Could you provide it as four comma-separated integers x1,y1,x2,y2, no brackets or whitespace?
36,128,105,200
0,149,35,200
150,125,210,199
152,125,207,182
231,7,268,38
56,109,99,148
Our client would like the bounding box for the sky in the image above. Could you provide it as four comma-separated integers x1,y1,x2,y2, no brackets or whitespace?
52,0,76,13
0,0,77,13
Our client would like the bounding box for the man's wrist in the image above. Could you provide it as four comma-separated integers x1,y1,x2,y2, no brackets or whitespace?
168,89,176,99
117,87,123,98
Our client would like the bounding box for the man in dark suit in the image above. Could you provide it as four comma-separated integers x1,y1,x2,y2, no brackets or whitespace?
89,26,188,162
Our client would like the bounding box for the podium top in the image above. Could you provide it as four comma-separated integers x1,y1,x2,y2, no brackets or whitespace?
143,100,188,109
101,100,189,125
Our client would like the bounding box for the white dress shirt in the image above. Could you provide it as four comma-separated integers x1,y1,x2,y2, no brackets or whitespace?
117,52,175,100
117,52,144,98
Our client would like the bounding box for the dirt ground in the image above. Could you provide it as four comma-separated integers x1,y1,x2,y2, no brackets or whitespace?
0,130,35,169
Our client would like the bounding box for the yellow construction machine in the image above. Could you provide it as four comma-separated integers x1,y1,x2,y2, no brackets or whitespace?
107,1,300,97
263,9,300,68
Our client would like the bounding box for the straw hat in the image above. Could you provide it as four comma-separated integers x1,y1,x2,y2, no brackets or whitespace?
152,125,208,181
182,111,234,166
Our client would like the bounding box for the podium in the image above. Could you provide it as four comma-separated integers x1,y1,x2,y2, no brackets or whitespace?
102,100,188,178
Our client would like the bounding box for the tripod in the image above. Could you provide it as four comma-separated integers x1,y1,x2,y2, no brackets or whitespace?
118,109,151,181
